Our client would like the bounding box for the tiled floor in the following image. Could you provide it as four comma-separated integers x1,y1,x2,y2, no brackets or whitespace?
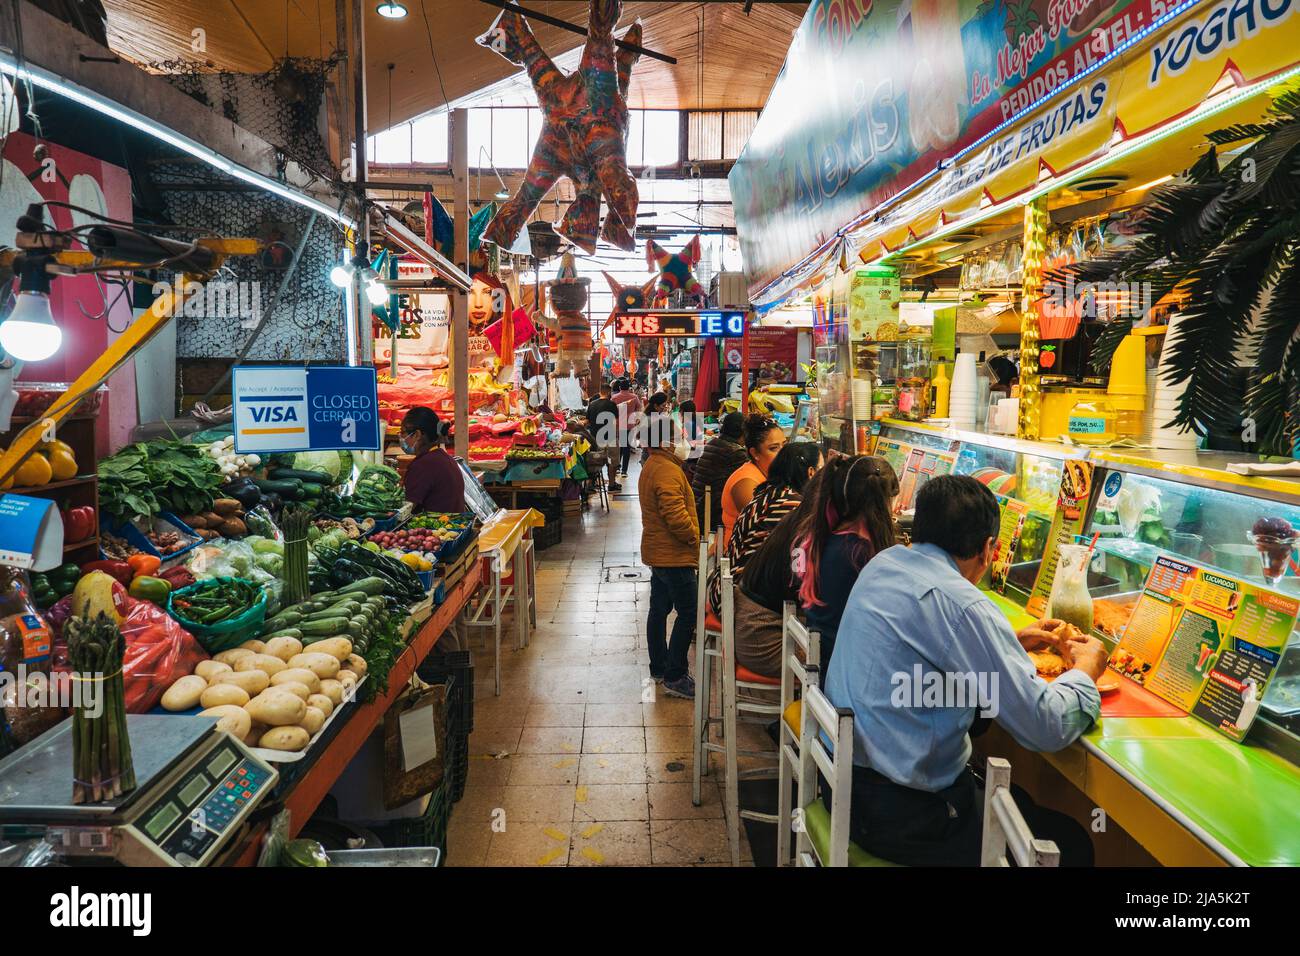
445,460,770,866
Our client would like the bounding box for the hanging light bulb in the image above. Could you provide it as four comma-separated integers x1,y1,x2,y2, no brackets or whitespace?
0,256,61,362
365,278,388,305
376,1,407,17
330,263,353,287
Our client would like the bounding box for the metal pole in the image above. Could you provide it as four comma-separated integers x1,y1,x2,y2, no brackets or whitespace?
349,0,370,367
452,107,470,459
741,313,752,412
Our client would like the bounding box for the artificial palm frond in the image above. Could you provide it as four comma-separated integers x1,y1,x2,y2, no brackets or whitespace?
1047,83,1300,455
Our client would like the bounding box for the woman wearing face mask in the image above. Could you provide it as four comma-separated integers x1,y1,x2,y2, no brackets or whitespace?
400,406,465,514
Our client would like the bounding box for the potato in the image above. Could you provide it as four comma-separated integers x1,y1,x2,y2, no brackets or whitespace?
299,706,325,735
239,639,266,654
245,691,306,727
272,681,310,701
343,654,368,679
264,636,304,662
213,648,254,666
195,660,232,681
259,726,310,752
307,637,352,662
317,679,344,707
243,722,267,747
200,683,250,709
198,704,251,740
288,652,341,681
307,693,334,718
212,669,270,696
272,668,321,694
161,675,207,711
338,671,357,691
235,653,287,676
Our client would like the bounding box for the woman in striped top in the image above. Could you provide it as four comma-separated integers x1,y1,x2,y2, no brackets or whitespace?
708,442,824,617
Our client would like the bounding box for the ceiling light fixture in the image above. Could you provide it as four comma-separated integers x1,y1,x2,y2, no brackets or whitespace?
478,146,511,203
377,2,408,19
0,256,61,362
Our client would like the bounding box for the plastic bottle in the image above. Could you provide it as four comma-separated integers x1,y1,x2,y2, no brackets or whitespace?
931,363,950,419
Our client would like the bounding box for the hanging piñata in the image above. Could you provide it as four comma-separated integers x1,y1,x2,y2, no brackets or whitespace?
647,237,706,305
477,0,642,255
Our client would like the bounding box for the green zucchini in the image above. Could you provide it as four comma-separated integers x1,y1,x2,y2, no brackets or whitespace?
338,576,389,596
302,632,352,647
300,616,351,636
261,627,304,642
270,468,334,484
262,610,303,631
254,477,303,499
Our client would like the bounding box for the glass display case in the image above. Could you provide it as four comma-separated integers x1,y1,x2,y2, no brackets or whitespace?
879,420,1300,757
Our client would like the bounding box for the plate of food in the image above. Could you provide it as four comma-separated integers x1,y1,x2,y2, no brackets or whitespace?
1028,622,1121,693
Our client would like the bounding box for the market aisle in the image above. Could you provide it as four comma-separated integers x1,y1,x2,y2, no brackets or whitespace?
446,462,767,866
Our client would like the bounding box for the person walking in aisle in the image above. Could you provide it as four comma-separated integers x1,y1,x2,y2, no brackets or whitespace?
586,381,622,492
638,416,699,699
691,411,747,533
611,378,641,479
639,391,670,465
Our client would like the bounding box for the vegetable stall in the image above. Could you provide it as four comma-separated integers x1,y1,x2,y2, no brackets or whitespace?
0,427,489,867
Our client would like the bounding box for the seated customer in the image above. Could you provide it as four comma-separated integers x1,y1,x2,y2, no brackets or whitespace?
400,406,465,514
709,443,824,678
691,411,747,532
823,474,1107,866
794,455,899,668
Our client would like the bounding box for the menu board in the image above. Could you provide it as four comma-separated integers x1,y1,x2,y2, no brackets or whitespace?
989,496,1031,595
1027,460,1094,617
895,447,957,515
1108,554,1300,741
874,438,912,486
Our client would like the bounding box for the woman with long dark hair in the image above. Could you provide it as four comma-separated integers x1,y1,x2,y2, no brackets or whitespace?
794,455,899,666
719,414,787,544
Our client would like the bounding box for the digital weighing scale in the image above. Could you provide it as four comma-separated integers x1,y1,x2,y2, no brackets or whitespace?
0,715,278,866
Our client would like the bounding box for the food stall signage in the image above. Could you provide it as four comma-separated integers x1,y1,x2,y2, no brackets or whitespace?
613,311,746,338
232,365,382,453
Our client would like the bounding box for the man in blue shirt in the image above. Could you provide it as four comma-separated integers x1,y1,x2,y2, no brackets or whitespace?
824,474,1107,865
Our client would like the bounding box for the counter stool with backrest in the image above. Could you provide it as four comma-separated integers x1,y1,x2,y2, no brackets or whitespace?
692,557,782,865
980,757,1060,867
777,603,820,866
795,683,900,868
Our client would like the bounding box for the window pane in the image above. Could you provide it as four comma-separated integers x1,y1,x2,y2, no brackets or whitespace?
468,109,493,166
411,114,448,163
643,110,679,167
366,136,375,163
372,123,411,164
526,108,542,159
491,108,530,168
626,110,645,167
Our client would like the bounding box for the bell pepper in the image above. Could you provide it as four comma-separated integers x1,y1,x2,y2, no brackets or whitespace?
127,575,172,603
127,553,162,578
81,559,133,587
62,506,95,543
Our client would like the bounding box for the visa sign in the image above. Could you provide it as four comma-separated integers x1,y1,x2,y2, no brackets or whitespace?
232,365,381,454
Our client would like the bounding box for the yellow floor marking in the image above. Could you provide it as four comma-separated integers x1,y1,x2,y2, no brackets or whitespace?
553,757,578,768
562,743,577,752
580,847,605,863
581,823,604,839
537,848,566,865
543,826,569,842
575,786,589,803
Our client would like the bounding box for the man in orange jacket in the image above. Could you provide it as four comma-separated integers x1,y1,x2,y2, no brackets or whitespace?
638,413,700,699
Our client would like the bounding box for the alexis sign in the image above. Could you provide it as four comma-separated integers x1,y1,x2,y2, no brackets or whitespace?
613,311,746,338
232,366,381,453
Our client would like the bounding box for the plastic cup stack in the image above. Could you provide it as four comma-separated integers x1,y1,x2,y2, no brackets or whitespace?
1151,313,1199,449
852,378,873,420
949,353,978,429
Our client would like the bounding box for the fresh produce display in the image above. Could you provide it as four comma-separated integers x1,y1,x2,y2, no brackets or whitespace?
170,578,264,628
159,621,362,753
42,439,79,481
176,497,249,541
66,613,136,804
320,463,404,517
407,512,474,533
100,533,141,560
97,440,225,524
313,540,427,603
63,505,96,543
30,563,82,609
202,434,261,478
146,529,188,555
279,506,312,607
506,446,566,461
310,516,373,540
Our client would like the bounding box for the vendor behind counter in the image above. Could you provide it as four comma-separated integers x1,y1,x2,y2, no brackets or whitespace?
400,406,465,514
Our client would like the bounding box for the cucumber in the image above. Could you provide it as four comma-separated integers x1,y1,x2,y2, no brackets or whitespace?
338,576,388,596
300,616,350,636
301,483,324,498
270,468,334,484
254,477,303,499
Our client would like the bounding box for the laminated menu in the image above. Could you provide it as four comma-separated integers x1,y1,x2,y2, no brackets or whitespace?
894,447,957,515
1106,554,1299,741
988,497,1031,594
1027,459,1094,617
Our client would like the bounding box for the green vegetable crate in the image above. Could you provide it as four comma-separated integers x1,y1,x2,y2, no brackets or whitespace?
167,576,268,653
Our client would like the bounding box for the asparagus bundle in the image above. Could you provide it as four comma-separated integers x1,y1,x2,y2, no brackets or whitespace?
280,505,312,607
67,613,136,804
